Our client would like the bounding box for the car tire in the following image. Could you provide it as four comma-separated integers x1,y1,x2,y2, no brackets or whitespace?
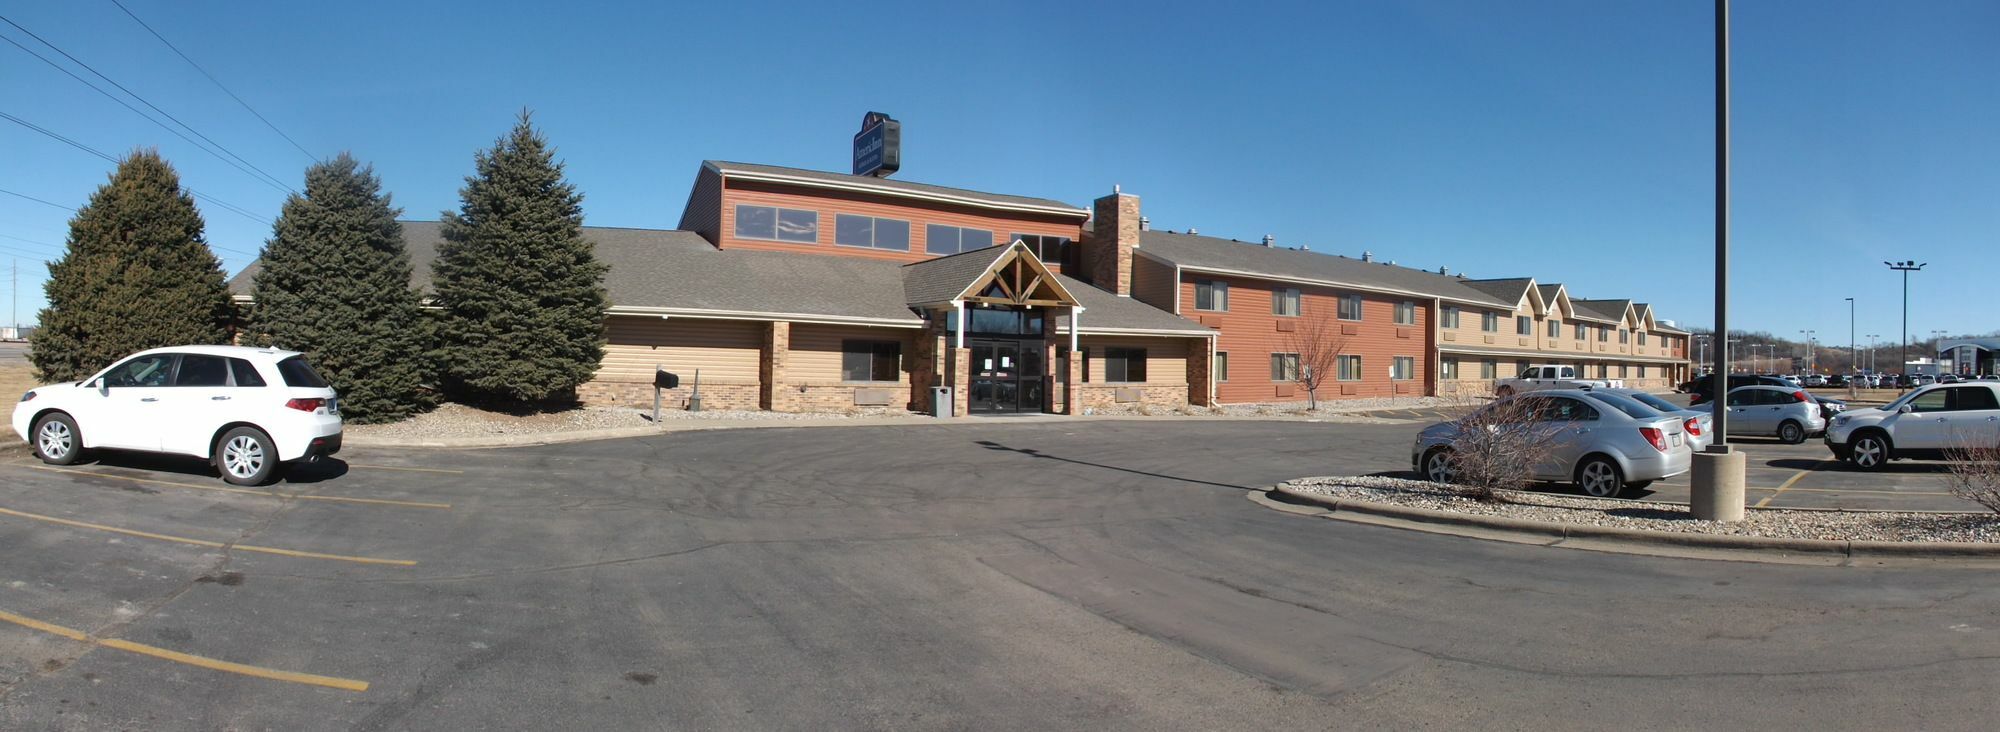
1421,447,1456,484
1847,432,1891,471
215,427,279,486
1778,420,1807,445
31,412,84,466
1575,456,1625,498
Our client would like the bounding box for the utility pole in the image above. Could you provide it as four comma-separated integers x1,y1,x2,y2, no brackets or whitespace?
1885,261,1925,385
1692,0,1746,523
1845,297,1855,374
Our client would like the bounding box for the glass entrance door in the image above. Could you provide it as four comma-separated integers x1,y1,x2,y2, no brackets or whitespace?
969,339,1044,413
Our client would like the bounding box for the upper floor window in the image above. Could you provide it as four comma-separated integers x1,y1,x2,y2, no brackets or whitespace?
1636,331,1648,346
925,224,993,256
1195,279,1229,311
1573,322,1587,340
1546,319,1559,337
1274,288,1303,317
1394,301,1416,325
735,205,818,243
1481,311,1499,332
1516,315,1533,336
1336,294,1362,321
1619,329,1630,344
835,214,910,251
1598,326,1610,342
1442,307,1461,329
1013,234,1071,264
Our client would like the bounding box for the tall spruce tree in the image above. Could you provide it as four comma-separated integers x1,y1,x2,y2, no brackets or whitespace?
431,111,608,406
249,154,436,423
31,150,231,382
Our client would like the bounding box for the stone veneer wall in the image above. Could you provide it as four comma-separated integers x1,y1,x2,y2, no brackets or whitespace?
1071,384,1190,412
577,380,761,411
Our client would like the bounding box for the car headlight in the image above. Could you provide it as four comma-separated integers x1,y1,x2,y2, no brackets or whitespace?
18,391,32,403
1834,415,1849,426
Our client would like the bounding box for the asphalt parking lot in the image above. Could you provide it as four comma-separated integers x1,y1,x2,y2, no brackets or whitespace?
0,416,1996,729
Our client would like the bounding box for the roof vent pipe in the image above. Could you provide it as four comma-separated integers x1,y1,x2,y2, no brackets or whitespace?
1139,216,1150,231
1440,266,1450,275
1262,234,1275,247
1361,250,1373,262
1299,242,1309,251
1188,227,1198,235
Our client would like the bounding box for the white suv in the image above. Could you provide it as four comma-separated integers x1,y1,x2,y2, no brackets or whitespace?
1824,383,2000,470
12,346,343,485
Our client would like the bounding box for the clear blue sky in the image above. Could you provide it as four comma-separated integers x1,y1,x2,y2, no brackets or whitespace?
4,0,1995,349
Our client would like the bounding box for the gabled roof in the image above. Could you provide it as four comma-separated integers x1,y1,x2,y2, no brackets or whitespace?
1460,278,1536,307
902,245,1015,306
1536,283,1574,319
1136,231,1516,308
1051,273,1213,335
705,161,1087,218
1570,298,1634,325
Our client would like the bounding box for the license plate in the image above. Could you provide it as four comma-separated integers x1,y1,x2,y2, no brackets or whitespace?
1672,433,1683,446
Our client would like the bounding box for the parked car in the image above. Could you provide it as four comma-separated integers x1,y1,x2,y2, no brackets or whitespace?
1813,394,1849,420
1938,374,1962,384
1805,374,1827,387
1707,385,1827,444
1826,374,1847,388
1412,389,1692,498
1686,374,1795,406
1492,364,1624,398
1780,374,1804,389
1825,382,2000,470
11,346,342,485
1605,387,1714,453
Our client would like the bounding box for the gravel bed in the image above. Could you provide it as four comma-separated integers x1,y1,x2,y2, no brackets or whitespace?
1285,475,2000,543
345,402,919,440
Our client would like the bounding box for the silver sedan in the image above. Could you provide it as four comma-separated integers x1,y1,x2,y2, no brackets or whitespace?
1708,385,1827,444
1412,389,1694,498
1603,387,1714,453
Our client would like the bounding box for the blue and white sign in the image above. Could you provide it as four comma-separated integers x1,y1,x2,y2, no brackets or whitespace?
852,112,901,178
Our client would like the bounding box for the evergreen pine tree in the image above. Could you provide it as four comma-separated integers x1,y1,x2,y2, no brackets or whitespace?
431,111,608,406
249,153,436,423
31,150,231,382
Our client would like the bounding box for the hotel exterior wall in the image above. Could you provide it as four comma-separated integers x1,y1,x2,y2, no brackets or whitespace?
782,323,921,412
713,180,1083,266
583,315,763,410
1179,273,1431,404
1075,333,1193,411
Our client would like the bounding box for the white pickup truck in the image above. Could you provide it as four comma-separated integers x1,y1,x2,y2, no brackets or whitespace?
1493,365,1624,397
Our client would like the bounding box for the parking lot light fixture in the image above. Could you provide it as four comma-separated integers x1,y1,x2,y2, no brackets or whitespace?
1845,297,1855,375
1885,260,1926,387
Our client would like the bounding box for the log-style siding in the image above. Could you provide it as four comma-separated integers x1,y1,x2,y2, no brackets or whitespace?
599,316,761,384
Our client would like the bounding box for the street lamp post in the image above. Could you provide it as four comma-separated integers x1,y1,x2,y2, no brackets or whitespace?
1886,261,1926,387
1799,329,1815,373
1693,0,1745,523
1845,297,1855,374
1866,334,1880,372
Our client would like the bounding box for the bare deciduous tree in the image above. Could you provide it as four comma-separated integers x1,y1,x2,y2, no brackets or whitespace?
1942,439,2000,514
1286,309,1348,410
1420,394,1565,501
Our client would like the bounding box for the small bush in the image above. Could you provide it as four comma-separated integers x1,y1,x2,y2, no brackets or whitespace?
1427,395,1564,501
1943,441,2000,514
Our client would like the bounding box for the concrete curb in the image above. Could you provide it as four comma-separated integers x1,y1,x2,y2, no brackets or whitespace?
1264,482,2000,563
340,411,1415,450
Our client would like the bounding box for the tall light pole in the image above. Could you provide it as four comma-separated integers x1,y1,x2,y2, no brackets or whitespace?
1845,297,1855,374
1798,329,1816,373
1931,330,1949,373
1866,334,1880,372
1886,261,1926,383
1693,0,1744,524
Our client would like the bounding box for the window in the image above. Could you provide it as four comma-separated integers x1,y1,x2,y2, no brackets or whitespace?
1441,358,1460,380
1195,279,1229,311
1638,365,1648,379
1574,323,1587,340
1538,397,1601,422
1953,387,2000,411
1336,294,1362,321
1271,353,1300,382
1596,364,1608,378
963,308,1044,335
1481,359,1497,379
1392,356,1414,381
1337,355,1363,381
734,205,818,243
835,214,909,251
1546,319,1559,337
1443,307,1460,329
1013,234,1072,264
1619,364,1629,378
1619,329,1630,344
174,354,229,387
1598,326,1609,342
1216,352,1229,382
1394,301,1416,325
229,358,266,387
1102,347,1147,383
276,356,328,388
841,340,901,382
1274,288,1302,317
924,224,993,255
102,354,175,387
1637,331,1648,346
1516,316,1533,336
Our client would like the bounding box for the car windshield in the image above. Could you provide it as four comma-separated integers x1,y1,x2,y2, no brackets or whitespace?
1585,392,1663,420
276,356,329,388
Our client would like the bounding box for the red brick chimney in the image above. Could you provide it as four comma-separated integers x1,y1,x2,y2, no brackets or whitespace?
1083,188,1140,296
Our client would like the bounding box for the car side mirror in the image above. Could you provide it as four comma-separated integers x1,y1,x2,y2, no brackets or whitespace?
1897,404,1913,414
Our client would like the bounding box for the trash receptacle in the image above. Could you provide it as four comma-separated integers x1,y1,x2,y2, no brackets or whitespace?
930,386,952,418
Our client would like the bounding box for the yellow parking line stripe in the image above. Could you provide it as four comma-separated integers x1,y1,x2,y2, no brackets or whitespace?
1753,485,1956,497
346,464,464,475
1753,469,1813,508
0,506,416,566
11,465,450,509
0,608,369,692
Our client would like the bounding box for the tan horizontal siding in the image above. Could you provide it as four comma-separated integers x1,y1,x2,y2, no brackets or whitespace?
600,316,761,383
1082,335,1188,385
788,324,916,384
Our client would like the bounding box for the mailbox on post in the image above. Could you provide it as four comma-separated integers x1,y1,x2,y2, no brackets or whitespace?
652,368,679,422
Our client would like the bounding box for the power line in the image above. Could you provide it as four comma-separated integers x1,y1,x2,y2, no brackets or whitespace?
108,0,319,164
0,109,275,229
0,188,76,212
0,16,296,195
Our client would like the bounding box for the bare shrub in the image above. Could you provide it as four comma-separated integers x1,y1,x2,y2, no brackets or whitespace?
1425,394,1565,501
1943,439,2000,514
1286,309,1349,410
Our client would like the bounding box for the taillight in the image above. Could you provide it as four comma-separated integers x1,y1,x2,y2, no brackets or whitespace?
1792,390,1808,402
285,398,325,412
1684,417,1702,436
1640,427,1668,452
